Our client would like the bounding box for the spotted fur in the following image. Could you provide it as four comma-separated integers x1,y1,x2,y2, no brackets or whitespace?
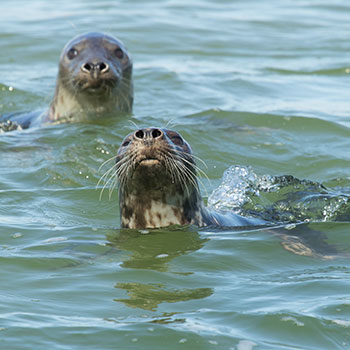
110,128,266,229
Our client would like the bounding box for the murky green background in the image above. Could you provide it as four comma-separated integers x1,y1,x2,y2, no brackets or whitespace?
1,1,350,349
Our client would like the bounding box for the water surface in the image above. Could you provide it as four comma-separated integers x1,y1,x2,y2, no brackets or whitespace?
1,1,350,349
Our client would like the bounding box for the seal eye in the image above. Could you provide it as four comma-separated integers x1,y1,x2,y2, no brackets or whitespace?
115,48,124,59
67,48,78,60
171,136,184,146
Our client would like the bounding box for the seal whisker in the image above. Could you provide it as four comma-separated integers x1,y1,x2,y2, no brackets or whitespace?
175,152,211,186
98,164,121,200
111,127,267,229
128,120,140,130
158,146,197,193
164,119,179,129
177,149,209,170
115,78,132,107
167,156,191,196
165,149,204,197
164,156,178,185
97,164,117,187
175,159,200,195
105,158,132,199
178,161,206,197
98,154,119,172
98,150,136,199
109,171,121,199
165,150,199,196
115,152,137,188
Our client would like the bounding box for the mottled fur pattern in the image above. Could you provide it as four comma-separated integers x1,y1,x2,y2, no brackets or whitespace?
112,128,265,229
116,128,203,228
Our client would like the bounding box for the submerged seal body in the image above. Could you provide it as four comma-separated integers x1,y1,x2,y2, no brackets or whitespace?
113,128,265,229
0,32,133,131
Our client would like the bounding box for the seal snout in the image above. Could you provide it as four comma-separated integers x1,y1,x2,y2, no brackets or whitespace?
134,128,163,142
81,61,110,75
132,128,164,167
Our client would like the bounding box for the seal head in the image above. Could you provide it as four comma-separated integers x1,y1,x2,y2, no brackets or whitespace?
115,128,265,229
47,32,133,123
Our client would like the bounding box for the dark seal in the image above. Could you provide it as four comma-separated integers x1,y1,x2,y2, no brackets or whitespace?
0,32,133,131
112,127,266,229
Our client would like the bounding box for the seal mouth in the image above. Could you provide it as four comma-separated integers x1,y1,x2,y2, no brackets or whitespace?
76,77,118,94
132,158,162,175
138,158,161,166
82,82,109,93
84,86,107,94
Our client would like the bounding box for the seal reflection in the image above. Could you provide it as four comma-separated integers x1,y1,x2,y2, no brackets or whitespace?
106,228,213,311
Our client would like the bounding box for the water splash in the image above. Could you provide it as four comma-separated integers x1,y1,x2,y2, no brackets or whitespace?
208,165,350,224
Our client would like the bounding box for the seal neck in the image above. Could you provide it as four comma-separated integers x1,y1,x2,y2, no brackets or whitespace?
119,187,205,229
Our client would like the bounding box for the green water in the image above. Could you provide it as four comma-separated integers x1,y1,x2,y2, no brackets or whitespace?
1,1,350,349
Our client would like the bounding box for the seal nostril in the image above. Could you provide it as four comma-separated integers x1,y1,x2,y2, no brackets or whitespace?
82,62,92,72
151,129,162,138
98,62,109,73
135,130,144,139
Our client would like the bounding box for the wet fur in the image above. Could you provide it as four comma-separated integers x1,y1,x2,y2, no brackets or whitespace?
107,128,265,229
46,32,133,123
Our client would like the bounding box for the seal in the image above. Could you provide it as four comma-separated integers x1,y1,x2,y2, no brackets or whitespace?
111,127,266,229
45,32,133,124
0,32,133,131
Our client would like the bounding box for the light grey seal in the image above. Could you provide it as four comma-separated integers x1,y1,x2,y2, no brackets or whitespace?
46,31,133,124
112,127,266,229
0,32,133,131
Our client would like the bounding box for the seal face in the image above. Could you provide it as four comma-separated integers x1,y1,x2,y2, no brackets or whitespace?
47,32,133,123
114,128,265,229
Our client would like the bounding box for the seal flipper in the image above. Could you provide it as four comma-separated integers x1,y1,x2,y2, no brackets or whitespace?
0,110,43,132
201,206,267,227
276,224,340,259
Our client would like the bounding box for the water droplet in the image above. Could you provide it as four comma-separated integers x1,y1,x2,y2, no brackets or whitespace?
12,233,22,238
139,230,149,235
